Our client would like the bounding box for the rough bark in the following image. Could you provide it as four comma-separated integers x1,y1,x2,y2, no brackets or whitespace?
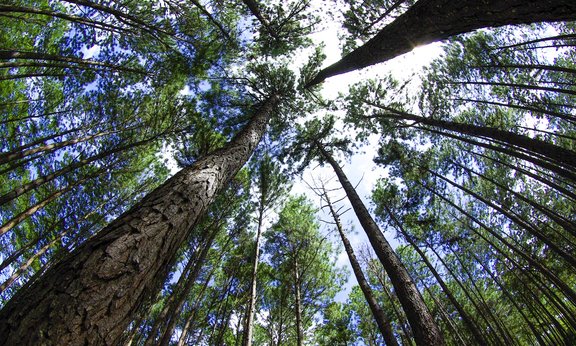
325,193,399,346
316,143,444,346
0,95,280,345
307,0,576,86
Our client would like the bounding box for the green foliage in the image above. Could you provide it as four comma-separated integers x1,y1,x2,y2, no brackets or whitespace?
2,2,576,345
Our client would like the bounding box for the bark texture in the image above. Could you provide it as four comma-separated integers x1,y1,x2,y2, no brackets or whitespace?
317,143,444,346
307,0,576,86
0,95,279,346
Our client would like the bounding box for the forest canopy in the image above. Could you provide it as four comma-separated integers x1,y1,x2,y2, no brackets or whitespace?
0,0,576,345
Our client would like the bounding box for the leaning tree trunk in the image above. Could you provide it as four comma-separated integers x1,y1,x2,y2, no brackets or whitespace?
316,143,444,346
324,191,399,346
306,0,576,86
0,94,280,345
370,106,576,171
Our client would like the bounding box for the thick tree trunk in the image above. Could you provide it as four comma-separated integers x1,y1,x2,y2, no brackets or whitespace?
316,143,444,346
325,192,399,346
0,95,280,345
307,0,576,86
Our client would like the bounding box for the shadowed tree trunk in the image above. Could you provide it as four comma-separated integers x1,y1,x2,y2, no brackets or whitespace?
315,142,444,346
0,94,280,345
306,0,576,86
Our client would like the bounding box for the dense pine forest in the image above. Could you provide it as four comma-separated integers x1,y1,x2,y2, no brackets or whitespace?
1,0,576,345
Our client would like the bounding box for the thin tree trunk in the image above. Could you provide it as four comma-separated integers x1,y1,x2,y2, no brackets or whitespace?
242,208,264,346
158,222,221,345
324,191,399,346
368,104,576,170
427,168,576,267
0,126,130,166
420,182,576,306
471,63,576,75
0,134,160,206
495,33,576,50
176,263,217,346
454,80,576,97
452,97,576,123
241,0,279,40
0,4,135,36
0,50,144,74
307,0,576,86
0,124,83,161
470,251,548,345
316,142,444,346
381,203,486,345
0,161,119,236
0,95,280,345
427,245,504,344
467,149,576,202
293,257,304,346
420,126,576,184
449,159,576,238
143,251,198,346
421,285,468,346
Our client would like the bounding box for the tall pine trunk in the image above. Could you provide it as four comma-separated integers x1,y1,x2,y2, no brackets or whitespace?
0,95,280,345
325,192,399,346
307,0,576,86
316,143,444,346
242,208,264,346
293,257,304,346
